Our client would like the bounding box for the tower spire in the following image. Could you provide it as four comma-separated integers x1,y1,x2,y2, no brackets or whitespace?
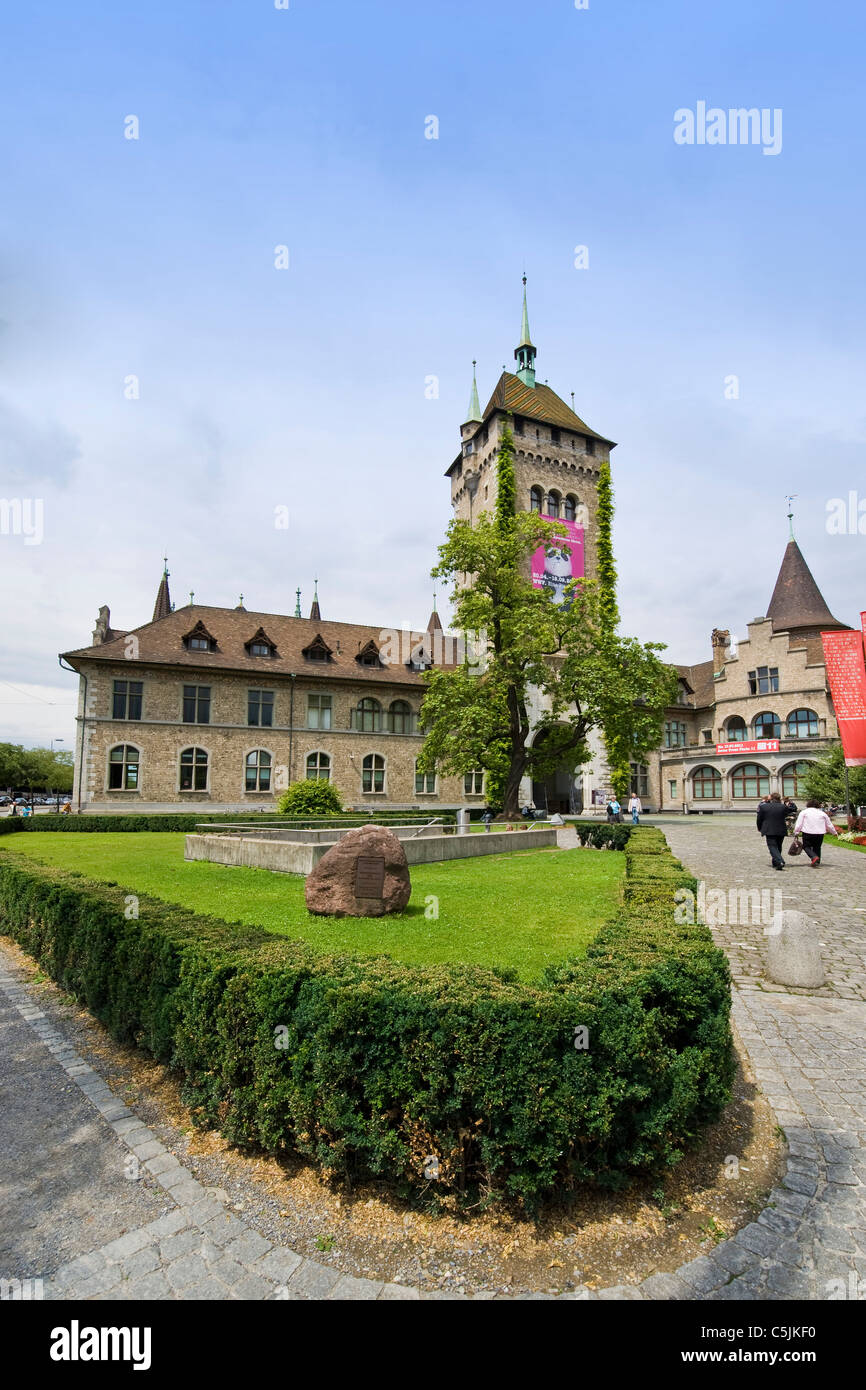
464,360,482,424
309,578,321,622
514,274,536,388
152,558,172,622
294,587,302,619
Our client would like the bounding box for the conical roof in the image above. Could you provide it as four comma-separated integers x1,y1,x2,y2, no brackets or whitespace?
152,565,172,622
766,540,845,633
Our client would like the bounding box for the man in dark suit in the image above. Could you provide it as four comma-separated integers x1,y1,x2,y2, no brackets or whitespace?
757,792,798,870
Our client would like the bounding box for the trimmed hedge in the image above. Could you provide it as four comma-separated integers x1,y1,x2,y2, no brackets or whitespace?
571,820,632,851
0,826,733,1208
0,810,455,836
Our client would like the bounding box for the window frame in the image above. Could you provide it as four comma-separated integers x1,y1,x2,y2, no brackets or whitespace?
691,765,721,799
247,688,275,728
182,684,211,725
305,750,331,781
244,748,272,793
730,762,770,800
307,693,333,730
361,752,385,794
112,679,143,721
107,743,140,791
179,746,209,792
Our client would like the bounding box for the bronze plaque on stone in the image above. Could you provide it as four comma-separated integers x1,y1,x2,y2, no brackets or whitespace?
354,854,386,899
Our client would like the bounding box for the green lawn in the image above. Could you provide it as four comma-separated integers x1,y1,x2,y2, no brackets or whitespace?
1,832,624,981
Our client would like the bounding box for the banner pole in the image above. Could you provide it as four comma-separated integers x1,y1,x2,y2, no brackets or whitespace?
845,763,851,825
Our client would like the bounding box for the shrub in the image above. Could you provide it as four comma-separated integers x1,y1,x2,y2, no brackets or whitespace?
0,825,733,1208
276,780,343,816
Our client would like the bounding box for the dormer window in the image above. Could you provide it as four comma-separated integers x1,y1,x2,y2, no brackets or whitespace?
182,620,218,653
302,634,333,663
356,639,381,668
244,627,277,659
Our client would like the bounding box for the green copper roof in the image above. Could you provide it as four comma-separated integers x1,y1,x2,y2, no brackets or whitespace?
464,361,482,423
518,276,534,349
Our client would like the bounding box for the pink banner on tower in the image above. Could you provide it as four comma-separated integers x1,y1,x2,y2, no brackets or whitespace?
531,517,585,604
822,628,866,767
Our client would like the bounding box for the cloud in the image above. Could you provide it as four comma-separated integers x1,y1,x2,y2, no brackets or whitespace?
0,394,80,486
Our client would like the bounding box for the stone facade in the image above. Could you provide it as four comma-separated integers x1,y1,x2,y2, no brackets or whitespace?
66,656,484,812
647,604,844,813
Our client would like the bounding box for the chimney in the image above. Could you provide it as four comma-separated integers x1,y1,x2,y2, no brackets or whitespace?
92,605,111,646
711,628,730,674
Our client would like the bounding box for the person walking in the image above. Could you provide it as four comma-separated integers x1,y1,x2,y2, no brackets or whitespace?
793,800,837,866
628,793,642,825
756,791,797,870
606,797,621,824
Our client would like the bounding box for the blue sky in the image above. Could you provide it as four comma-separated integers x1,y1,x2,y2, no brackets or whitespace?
2,0,865,745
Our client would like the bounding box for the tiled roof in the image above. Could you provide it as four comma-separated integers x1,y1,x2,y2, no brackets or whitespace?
766,540,846,634
480,371,615,443
61,606,451,687
674,660,716,709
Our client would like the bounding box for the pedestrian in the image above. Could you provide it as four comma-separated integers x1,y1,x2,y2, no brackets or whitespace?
481,808,493,834
793,800,837,866
20,804,31,819
61,800,72,816
9,801,18,817
628,793,642,825
756,791,797,870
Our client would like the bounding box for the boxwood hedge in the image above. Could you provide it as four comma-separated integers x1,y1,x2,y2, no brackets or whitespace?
0,809,454,836
0,826,733,1208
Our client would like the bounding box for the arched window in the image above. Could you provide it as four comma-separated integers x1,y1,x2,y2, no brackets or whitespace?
753,711,781,740
306,751,330,782
351,697,381,732
414,760,436,794
362,753,385,793
786,708,819,738
388,700,413,734
563,494,577,522
731,763,770,800
692,765,721,799
782,760,812,799
545,490,561,518
245,750,271,792
529,486,543,514
179,747,208,791
725,716,747,741
108,744,139,790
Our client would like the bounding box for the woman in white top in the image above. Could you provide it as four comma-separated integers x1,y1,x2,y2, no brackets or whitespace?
793,800,837,866
628,794,642,825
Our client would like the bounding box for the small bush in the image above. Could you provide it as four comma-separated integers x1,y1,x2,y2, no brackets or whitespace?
276,780,343,816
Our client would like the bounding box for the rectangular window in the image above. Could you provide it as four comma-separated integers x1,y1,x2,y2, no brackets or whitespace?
415,764,436,794
182,685,211,724
463,771,484,795
112,680,143,720
668,780,678,799
550,426,560,444
748,666,779,695
513,417,523,436
248,689,274,727
629,762,649,798
307,694,332,730
585,437,595,456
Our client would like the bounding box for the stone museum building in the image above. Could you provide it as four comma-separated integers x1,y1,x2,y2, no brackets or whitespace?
61,285,846,813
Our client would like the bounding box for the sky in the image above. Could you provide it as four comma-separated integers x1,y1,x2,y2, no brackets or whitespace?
2,0,865,747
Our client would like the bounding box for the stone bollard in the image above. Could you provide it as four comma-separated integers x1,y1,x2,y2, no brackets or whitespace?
765,909,825,988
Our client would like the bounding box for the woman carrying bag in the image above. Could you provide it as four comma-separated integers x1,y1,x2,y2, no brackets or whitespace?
793,801,837,866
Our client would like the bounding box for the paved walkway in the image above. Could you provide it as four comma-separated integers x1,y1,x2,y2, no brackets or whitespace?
1,818,864,1300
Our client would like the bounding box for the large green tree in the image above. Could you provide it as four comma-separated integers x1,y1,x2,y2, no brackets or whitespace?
802,745,866,809
417,472,676,816
0,744,73,794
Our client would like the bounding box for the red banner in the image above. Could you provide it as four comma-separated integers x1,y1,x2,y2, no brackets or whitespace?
822,629,866,767
715,739,780,756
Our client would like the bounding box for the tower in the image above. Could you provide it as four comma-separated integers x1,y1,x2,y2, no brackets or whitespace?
445,279,616,580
